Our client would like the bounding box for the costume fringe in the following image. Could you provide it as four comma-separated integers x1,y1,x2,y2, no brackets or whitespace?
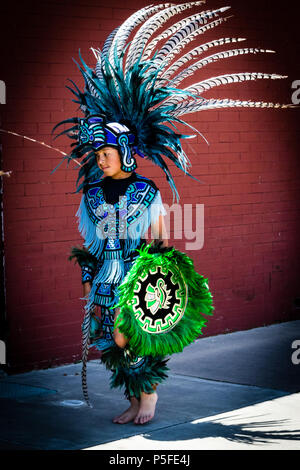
76,195,106,258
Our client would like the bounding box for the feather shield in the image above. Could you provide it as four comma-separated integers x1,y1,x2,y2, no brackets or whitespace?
114,243,214,357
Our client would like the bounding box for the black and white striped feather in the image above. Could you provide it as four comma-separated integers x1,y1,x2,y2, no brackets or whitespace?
125,1,206,73
102,27,120,59
163,72,288,107
142,5,225,61
161,37,246,82
169,47,275,87
153,7,231,63
85,74,102,100
91,47,102,79
170,98,296,116
93,28,120,80
109,3,170,65
81,308,92,407
153,14,232,78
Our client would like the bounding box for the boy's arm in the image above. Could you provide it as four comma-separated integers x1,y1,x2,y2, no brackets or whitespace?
83,281,92,298
150,214,168,247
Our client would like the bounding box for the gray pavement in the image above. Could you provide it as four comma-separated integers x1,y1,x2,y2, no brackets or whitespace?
0,320,300,450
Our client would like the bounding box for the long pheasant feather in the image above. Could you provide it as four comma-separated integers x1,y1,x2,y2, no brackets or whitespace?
163,72,288,106
125,1,206,73
109,3,172,65
161,37,247,82
142,6,227,61
92,28,119,80
170,98,296,116
154,7,231,63
153,14,233,80
81,307,92,407
169,47,275,87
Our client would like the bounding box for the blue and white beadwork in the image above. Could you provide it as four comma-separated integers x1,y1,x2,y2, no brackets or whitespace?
118,134,137,172
78,116,106,149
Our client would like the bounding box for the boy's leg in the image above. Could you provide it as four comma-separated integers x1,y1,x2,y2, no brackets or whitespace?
113,382,159,425
134,383,158,425
113,307,128,349
113,395,140,424
107,307,169,425
110,351,168,425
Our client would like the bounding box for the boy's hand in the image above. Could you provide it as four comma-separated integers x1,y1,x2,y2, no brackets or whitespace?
83,281,92,298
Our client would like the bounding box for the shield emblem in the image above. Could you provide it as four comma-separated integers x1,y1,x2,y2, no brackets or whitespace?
132,265,188,334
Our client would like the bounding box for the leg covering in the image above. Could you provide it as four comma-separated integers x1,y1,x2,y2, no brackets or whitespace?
82,305,169,405
101,345,169,400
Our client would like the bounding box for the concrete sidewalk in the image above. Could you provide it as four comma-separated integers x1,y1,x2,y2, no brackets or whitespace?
0,320,300,450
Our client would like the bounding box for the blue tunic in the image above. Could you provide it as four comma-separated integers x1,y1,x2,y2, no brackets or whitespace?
76,172,166,351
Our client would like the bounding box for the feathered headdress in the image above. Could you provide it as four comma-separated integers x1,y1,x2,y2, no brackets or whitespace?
53,1,294,201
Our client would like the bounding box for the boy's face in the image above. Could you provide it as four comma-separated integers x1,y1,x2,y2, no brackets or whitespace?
95,146,123,178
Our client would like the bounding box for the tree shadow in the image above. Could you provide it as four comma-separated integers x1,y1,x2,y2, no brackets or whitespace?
145,414,300,447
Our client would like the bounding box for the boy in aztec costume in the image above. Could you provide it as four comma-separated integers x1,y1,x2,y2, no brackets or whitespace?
54,2,295,424
79,133,170,425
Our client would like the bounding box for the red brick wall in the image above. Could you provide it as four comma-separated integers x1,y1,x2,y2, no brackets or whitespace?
1,0,299,372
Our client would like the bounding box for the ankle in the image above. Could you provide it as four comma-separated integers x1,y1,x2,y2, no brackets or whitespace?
129,396,139,405
141,390,158,399
141,384,158,396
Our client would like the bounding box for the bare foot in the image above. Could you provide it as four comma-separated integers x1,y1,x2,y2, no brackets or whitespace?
113,396,139,424
134,391,158,425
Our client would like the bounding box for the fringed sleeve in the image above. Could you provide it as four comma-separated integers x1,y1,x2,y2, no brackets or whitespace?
76,193,106,258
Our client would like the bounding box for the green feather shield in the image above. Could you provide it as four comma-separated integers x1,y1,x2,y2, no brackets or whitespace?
114,243,214,357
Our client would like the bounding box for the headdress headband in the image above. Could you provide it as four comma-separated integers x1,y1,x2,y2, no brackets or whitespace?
78,115,137,172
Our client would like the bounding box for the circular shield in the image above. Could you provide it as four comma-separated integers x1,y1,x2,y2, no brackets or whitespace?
131,265,188,334
115,243,214,357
